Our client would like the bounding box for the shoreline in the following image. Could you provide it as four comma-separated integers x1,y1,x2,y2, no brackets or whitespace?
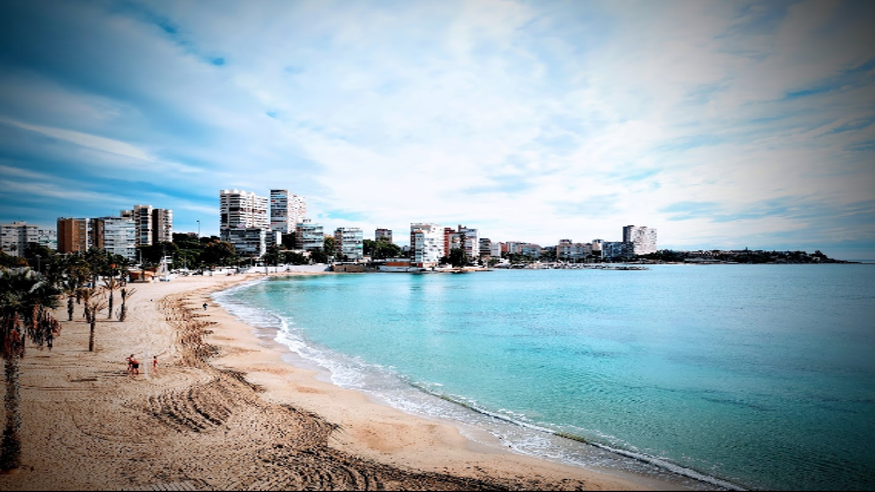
0,271,713,490
214,274,730,491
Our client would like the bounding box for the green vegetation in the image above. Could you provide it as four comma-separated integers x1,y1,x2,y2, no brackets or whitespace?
639,249,846,264
363,238,402,260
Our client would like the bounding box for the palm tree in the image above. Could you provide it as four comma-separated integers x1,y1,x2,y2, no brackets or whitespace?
77,287,106,352
102,276,122,320
118,287,136,322
60,276,80,322
0,269,61,472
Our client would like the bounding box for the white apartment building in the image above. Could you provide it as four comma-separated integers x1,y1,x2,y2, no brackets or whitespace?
153,208,173,244
93,216,137,261
295,220,324,251
622,225,658,255
270,189,307,234
456,225,479,258
410,222,444,267
220,189,269,230
1,221,38,257
334,227,364,260
489,242,502,258
121,205,173,247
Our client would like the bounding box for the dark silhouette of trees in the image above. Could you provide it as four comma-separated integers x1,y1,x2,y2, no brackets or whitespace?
0,270,61,471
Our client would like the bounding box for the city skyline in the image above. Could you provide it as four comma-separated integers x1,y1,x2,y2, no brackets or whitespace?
1,1,873,259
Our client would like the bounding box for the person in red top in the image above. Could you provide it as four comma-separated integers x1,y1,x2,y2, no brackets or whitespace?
152,355,159,374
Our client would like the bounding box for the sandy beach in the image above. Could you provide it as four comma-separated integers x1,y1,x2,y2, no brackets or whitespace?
0,271,695,491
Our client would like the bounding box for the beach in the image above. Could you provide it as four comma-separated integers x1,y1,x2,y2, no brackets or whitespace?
0,271,687,491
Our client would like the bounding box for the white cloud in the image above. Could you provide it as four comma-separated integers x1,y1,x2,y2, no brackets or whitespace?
1,0,873,257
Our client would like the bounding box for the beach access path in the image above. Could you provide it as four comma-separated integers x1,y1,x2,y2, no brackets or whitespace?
0,271,677,491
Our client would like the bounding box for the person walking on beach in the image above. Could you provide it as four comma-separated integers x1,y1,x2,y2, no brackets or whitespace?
203,302,208,311
152,355,159,374
126,354,134,374
129,356,140,376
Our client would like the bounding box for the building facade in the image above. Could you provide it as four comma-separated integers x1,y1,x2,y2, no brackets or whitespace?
295,220,325,251
520,243,542,259
121,205,173,247
220,189,271,257
375,228,393,243
603,241,634,260
152,208,173,244
1,221,38,257
38,228,57,251
622,225,658,255
57,217,91,254
220,189,269,230
410,222,444,267
479,237,492,259
270,189,307,234
334,227,364,260
444,225,479,259
92,217,137,261
220,228,278,258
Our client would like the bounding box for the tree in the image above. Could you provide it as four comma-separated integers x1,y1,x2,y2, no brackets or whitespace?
309,248,328,264
76,287,107,352
0,269,61,471
263,244,282,266
60,276,80,322
118,287,136,322
102,276,123,320
448,247,468,268
281,232,296,250
323,236,336,258
364,239,402,260
200,240,236,267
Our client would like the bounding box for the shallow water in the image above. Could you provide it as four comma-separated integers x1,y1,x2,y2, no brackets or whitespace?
214,264,875,491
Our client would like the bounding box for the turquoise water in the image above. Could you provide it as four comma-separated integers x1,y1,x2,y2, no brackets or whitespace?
214,265,875,491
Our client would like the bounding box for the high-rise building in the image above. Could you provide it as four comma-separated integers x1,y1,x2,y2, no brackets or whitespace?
220,189,269,230
270,189,307,233
375,228,393,243
1,221,38,257
444,225,479,259
220,189,271,257
57,217,91,254
92,217,137,260
334,227,364,260
410,223,444,267
121,205,173,247
295,219,324,251
152,208,173,244
622,225,657,255
479,237,492,258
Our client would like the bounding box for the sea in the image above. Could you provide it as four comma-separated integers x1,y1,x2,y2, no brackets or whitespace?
212,264,875,491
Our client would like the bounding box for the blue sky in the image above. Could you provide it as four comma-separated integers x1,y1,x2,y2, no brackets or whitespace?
1,0,873,259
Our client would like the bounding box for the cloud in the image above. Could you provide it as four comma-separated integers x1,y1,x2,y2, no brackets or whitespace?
0,0,873,258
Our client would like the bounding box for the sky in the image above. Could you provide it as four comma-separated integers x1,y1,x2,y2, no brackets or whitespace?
0,0,873,259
